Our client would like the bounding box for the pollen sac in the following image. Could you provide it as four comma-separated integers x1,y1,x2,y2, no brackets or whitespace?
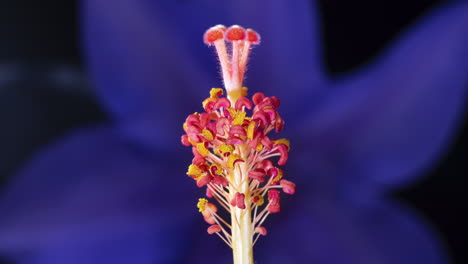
255,226,267,236
207,225,222,234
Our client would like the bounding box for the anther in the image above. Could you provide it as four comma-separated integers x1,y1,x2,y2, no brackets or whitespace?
207,225,222,234
254,226,267,236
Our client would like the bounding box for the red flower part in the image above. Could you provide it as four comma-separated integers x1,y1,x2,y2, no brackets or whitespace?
204,215,216,225
276,144,289,166
258,159,274,171
203,100,216,112
207,225,222,234
256,97,276,111
216,117,229,136
254,226,267,236
235,97,253,110
246,29,261,45
181,135,191,146
280,179,296,195
275,117,285,132
248,169,266,182
206,187,213,198
186,123,202,133
260,136,273,150
235,192,246,209
226,136,244,145
268,189,280,201
191,156,205,166
196,174,213,188
270,96,280,109
247,129,263,149
252,110,269,127
267,203,281,214
212,175,228,187
213,97,231,110
252,92,265,105
203,25,226,45
270,168,284,184
205,122,217,136
185,114,200,126
225,25,246,41
199,112,211,128
229,125,247,137
263,108,277,123
202,203,218,224
192,146,203,158
267,190,281,213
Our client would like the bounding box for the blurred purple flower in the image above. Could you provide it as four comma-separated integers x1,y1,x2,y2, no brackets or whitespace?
0,0,467,263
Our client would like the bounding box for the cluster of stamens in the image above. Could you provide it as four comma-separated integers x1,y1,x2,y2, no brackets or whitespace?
182,25,295,251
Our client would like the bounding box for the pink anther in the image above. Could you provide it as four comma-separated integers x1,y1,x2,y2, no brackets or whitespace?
255,226,267,236
280,179,296,195
207,224,222,234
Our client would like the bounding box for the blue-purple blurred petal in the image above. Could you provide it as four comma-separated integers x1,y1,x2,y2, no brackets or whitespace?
293,2,468,195
254,197,447,264
0,126,197,263
82,0,325,150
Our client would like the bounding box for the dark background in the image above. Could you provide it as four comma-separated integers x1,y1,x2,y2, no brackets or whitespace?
0,0,466,263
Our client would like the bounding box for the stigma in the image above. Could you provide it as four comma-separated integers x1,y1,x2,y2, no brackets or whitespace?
204,25,260,103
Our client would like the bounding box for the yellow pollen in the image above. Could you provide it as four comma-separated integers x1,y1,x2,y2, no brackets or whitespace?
196,143,210,157
227,108,247,126
201,129,214,141
227,154,244,169
273,138,290,151
218,144,234,154
211,163,223,175
255,143,263,152
187,164,203,177
210,88,224,98
194,174,204,181
242,87,248,97
188,137,196,146
254,195,264,206
227,108,237,118
202,98,216,108
197,198,208,212
233,112,246,125
273,168,284,183
247,121,256,139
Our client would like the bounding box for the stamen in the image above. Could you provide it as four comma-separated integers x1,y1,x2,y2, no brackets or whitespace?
183,25,295,262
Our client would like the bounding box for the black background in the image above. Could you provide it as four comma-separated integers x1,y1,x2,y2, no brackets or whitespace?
0,0,466,263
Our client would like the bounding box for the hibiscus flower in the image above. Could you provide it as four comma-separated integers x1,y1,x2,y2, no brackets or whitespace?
0,1,467,263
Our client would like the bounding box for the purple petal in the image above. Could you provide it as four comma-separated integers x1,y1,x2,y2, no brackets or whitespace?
293,2,468,195
254,198,448,264
0,125,197,263
183,195,447,264
82,0,325,150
